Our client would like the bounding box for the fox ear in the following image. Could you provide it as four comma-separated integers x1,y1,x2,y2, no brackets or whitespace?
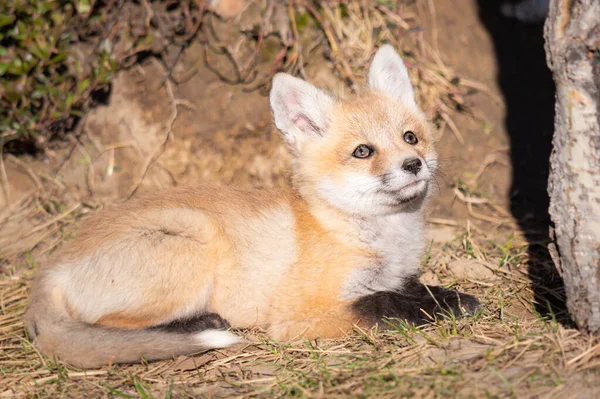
270,73,333,150
368,44,416,107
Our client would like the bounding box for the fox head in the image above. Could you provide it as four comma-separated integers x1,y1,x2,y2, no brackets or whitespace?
270,45,438,216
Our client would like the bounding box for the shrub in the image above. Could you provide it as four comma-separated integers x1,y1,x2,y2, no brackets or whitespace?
0,0,202,153
0,0,117,152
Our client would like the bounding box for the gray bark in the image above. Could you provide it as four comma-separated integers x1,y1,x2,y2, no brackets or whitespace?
544,0,600,333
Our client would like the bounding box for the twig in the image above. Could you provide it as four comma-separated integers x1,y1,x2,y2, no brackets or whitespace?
439,108,465,144
74,137,96,196
426,0,439,53
453,187,488,204
53,116,87,174
171,56,203,84
288,0,305,79
566,341,600,367
469,153,509,185
302,0,356,87
37,231,68,257
6,155,44,193
467,202,508,224
92,141,137,163
0,135,10,205
162,45,185,85
179,0,206,42
33,370,108,385
21,224,61,256
17,204,81,240
461,78,505,107
427,217,460,227
128,80,179,199
375,2,410,30
14,335,47,368
202,11,264,86
454,182,513,220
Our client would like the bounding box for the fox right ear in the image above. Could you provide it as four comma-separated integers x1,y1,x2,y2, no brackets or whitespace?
270,73,333,151
368,44,416,107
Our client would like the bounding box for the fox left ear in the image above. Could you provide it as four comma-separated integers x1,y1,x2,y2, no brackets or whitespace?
368,44,416,107
270,73,333,152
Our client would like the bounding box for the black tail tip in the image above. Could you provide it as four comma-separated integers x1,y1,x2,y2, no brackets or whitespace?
150,312,231,334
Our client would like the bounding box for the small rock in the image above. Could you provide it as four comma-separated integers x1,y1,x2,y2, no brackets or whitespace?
209,0,247,19
447,259,499,281
427,226,457,244
421,271,442,285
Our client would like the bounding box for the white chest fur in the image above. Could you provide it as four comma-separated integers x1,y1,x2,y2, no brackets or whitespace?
341,212,426,300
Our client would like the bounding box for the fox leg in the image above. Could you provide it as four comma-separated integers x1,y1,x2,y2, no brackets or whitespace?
269,277,480,341
268,303,363,341
351,276,481,327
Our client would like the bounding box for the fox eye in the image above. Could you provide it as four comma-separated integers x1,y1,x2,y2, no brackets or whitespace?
404,131,418,145
352,144,374,159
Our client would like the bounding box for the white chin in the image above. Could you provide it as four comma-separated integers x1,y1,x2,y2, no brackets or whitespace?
400,180,428,199
386,180,428,207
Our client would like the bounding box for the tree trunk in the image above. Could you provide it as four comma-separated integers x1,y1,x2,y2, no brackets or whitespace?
544,0,600,333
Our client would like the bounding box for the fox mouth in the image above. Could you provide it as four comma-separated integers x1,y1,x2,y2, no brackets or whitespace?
393,194,420,205
381,180,427,195
381,180,428,205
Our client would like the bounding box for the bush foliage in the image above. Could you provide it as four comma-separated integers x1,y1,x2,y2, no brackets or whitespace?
0,0,203,153
0,0,117,151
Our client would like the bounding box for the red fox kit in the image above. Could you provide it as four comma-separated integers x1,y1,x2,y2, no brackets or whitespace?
25,45,479,368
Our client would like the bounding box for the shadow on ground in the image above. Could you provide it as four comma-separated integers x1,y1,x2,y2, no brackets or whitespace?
476,0,573,325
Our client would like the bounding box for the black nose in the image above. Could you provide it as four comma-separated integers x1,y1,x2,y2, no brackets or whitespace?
402,158,422,175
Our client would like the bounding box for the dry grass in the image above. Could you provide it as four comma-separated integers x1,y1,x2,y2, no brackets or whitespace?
2,223,600,398
1,1,600,398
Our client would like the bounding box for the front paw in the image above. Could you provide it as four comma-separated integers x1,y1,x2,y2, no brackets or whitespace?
460,292,481,314
436,289,481,317
351,285,481,328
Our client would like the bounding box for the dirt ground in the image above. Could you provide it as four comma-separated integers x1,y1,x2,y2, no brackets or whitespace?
1,0,599,398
